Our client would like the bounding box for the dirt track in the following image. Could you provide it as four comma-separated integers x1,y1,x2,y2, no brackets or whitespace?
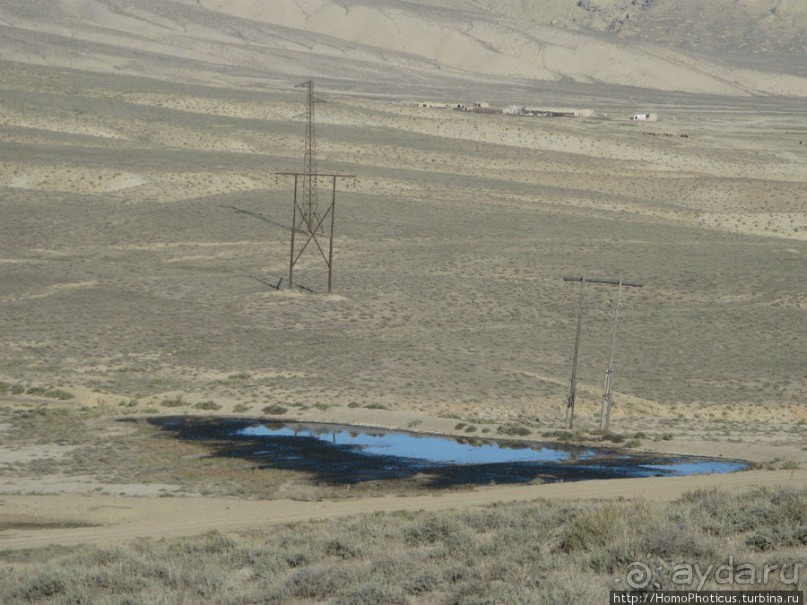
2,469,804,551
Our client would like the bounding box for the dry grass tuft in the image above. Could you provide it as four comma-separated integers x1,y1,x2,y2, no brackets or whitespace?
1,487,804,603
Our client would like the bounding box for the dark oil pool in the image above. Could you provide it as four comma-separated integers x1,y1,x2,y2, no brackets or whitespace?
147,417,748,487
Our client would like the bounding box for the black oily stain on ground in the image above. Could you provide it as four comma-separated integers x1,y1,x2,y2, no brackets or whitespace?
142,416,727,488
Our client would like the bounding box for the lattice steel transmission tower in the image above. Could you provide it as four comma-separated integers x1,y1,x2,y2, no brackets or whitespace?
278,81,354,294
298,80,321,233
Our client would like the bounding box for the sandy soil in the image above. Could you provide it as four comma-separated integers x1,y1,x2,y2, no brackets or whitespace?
2,468,805,551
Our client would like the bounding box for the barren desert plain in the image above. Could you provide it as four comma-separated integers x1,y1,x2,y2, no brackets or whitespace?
0,0,805,602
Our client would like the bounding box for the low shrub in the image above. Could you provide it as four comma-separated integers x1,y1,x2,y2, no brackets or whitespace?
160,397,185,408
284,565,352,599
599,431,626,443
45,389,75,400
263,404,288,415
496,423,531,436
343,581,407,605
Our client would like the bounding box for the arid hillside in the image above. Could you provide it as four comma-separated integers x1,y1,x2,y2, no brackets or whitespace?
0,59,804,428
1,0,806,96
0,2,805,589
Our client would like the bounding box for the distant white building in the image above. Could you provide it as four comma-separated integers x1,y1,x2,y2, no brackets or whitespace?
519,107,594,118
631,113,658,121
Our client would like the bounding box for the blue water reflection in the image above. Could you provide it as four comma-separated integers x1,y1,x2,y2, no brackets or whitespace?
641,460,748,476
239,424,591,465
233,422,747,482
143,417,751,486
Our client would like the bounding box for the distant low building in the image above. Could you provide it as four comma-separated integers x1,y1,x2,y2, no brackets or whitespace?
520,107,593,118
473,103,502,114
415,100,500,113
631,113,658,121
523,107,572,117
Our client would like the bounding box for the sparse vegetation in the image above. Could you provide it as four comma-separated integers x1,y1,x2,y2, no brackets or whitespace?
0,46,804,605
756,459,802,471
43,389,75,401
496,423,531,437
226,373,251,381
160,396,185,408
1,487,803,603
654,432,675,442
598,431,627,443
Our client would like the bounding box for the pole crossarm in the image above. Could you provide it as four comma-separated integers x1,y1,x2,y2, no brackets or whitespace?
277,173,355,178
563,276,643,288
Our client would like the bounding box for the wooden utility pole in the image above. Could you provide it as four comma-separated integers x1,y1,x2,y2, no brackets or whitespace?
601,280,624,430
562,276,643,429
565,277,586,430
